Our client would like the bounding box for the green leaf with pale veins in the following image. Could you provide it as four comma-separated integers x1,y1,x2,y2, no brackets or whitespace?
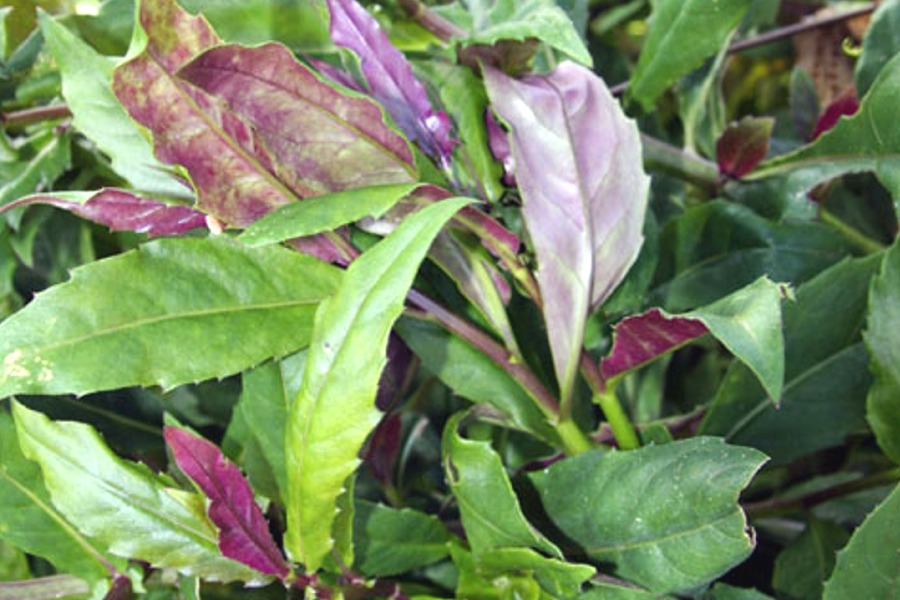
530,438,767,595
865,238,900,464
12,402,260,583
284,198,473,572
0,237,340,398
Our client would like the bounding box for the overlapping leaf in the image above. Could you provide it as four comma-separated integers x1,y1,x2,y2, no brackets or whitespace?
0,237,340,397
484,61,650,405
855,0,900,96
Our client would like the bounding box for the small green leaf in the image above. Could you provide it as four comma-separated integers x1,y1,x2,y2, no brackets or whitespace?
0,237,340,398
823,482,900,598
531,438,767,595
772,518,849,600
443,412,561,558
284,198,472,572
478,548,595,598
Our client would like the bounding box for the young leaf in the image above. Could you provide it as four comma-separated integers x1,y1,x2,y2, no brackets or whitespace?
716,117,775,179
12,402,260,582
484,61,650,405
855,0,900,97
628,0,753,111
478,548,595,598
443,412,561,558
530,438,767,594
864,239,900,464
325,0,454,165
2,189,207,237
284,197,472,571
164,427,290,579
0,237,340,398
823,482,900,599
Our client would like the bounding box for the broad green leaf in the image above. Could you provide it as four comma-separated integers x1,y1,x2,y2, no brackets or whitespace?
865,238,900,463
855,0,900,97
0,237,340,398
749,52,900,211
239,183,420,247
531,438,767,594
772,518,849,600
0,412,112,585
443,412,561,558
823,482,900,599
0,538,28,580
12,402,260,582
353,500,451,577
478,548,595,598
38,13,189,200
397,318,559,444
284,198,472,571
0,130,70,209
579,582,663,599
628,0,752,111
450,542,543,600
700,254,882,464
705,584,773,600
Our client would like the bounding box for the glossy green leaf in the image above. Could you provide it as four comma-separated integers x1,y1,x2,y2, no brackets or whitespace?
855,0,900,97
628,0,752,111
772,518,849,600
700,254,882,464
531,438,767,594
284,198,472,571
0,412,112,585
239,183,420,247
353,500,451,577
749,52,900,209
865,238,900,464
450,542,543,600
12,402,260,582
443,412,561,558
579,582,663,599
823,482,900,598
38,13,189,200
0,237,340,398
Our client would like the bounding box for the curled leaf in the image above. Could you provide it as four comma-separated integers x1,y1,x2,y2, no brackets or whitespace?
716,116,774,179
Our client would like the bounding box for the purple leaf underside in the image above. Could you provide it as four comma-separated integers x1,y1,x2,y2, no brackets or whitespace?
163,427,290,579
716,116,775,179
600,308,709,381
1,189,207,237
326,0,455,165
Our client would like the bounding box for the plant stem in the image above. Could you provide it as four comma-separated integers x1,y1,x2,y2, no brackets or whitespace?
1,104,72,128
586,365,641,450
641,134,722,190
397,0,468,42
818,207,886,255
555,418,594,455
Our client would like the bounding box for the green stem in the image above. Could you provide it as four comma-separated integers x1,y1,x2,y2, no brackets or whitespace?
555,418,593,456
593,381,640,451
818,207,886,255
641,134,722,190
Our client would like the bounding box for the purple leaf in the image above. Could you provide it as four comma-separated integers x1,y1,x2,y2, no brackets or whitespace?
811,89,859,140
485,109,516,186
600,309,709,381
1,189,207,236
484,62,650,404
325,0,455,166
163,427,290,580
365,413,402,487
716,116,775,179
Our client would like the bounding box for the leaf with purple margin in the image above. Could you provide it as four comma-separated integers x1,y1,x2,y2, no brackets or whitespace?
2,189,207,237
164,427,290,580
325,0,454,166
484,62,650,405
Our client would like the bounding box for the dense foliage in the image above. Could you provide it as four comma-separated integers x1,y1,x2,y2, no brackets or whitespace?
0,0,898,598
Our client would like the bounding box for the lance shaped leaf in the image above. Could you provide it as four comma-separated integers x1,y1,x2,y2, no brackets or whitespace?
12,402,260,582
164,427,289,579
0,237,340,398
178,42,418,196
325,0,454,165
285,197,473,571
2,189,207,237
484,61,650,405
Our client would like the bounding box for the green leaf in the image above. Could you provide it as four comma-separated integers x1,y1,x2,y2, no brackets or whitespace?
0,130,70,209
855,0,900,97
579,581,663,599
865,238,900,464
442,412,561,558
772,518,849,600
823,482,900,599
749,52,900,211
239,183,420,247
477,548,595,598
628,0,752,111
530,438,767,595
284,197,472,571
353,500,451,577
0,538,28,580
450,542,542,600
38,13,189,200
700,254,882,464
678,39,729,157
705,583,773,600
0,236,340,398
0,575,93,600
12,402,260,582
0,411,113,585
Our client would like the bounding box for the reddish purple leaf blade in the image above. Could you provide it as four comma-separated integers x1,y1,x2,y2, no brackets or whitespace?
811,89,859,140
163,427,290,579
2,189,206,237
485,109,516,186
365,413,402,486
601,308,709,381
716,116,775,179
325,0,455,165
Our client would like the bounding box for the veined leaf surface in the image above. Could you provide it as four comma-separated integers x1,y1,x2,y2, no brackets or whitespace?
0,237,340,397
284,198,472,571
